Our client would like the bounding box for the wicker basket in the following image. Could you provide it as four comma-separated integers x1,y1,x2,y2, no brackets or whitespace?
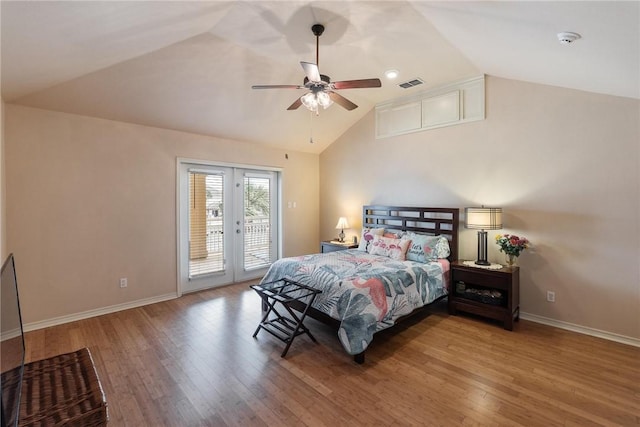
4,348,108,427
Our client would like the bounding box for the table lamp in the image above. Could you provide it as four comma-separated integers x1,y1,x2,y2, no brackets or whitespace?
335,217,349,242
465,206,502,266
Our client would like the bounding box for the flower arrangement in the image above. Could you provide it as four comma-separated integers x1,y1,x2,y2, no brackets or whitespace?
495,234,530,257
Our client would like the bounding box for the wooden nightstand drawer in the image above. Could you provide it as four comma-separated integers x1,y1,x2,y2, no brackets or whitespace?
452,269,509,290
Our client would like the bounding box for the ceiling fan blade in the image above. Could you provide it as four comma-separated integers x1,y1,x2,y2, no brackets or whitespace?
252,84,303,89
332,78,382,90
300,61,321,83
328,92,358,111
287,97,303,110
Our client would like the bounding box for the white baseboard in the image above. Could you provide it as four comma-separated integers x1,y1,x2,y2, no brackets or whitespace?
22,295,639,349
23,292,179,333
520,312,640,348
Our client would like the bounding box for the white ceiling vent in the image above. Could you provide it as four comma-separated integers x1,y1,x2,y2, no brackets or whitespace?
399,78,424,89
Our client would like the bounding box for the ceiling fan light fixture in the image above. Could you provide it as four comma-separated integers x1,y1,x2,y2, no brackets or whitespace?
301,91,333,112
301,92,318,111
316,91,333,109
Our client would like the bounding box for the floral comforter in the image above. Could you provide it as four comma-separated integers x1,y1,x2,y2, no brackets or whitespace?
259,249,449,355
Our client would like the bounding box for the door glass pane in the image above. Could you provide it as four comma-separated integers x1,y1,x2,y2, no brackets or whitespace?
189,172,224,278
243,176,271,271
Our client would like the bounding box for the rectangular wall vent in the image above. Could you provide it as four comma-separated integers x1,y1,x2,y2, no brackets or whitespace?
399,78,424,89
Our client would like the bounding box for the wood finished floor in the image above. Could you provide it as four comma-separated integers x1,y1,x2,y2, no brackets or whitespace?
24,281,639,426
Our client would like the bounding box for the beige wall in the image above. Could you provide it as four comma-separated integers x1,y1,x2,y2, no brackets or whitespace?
1,99,5,261
5,105,319,324
320,76,640,340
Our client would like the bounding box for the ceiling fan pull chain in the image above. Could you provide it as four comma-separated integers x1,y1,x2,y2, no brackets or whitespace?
309,111,314,144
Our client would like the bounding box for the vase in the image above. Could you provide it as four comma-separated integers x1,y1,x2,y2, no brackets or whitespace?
505,254,517,267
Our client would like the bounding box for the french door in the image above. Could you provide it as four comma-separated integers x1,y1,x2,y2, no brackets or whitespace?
178,160,280,294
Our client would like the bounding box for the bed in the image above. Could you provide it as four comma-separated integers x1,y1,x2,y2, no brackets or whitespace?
259,205,459,363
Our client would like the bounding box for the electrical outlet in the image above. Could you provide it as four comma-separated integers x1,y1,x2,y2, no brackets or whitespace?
546,290,555,303
119,278,128,288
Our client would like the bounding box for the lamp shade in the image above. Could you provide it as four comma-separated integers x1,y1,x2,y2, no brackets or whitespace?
465,207,503,230
335,217,349,230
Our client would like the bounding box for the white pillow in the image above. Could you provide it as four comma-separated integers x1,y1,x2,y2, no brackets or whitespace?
357,227,385,252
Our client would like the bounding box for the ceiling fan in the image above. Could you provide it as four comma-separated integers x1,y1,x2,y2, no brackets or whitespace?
251,24,382,113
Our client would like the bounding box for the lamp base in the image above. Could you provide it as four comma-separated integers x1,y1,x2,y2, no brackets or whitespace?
338,230,345,243
475,230,490,266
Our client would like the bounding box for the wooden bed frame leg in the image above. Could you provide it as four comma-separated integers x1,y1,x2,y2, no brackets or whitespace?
354,352,365,364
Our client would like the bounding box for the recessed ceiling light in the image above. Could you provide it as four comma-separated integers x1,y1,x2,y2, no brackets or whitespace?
557,32,581,44
385,69,399,79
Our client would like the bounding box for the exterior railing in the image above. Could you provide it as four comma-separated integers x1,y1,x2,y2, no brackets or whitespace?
200,215,270,270
205,215,270,251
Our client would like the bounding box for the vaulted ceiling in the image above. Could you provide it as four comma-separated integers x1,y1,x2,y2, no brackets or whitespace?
2,1,638,153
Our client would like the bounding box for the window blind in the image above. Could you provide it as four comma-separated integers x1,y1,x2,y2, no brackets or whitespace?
188,172,224,278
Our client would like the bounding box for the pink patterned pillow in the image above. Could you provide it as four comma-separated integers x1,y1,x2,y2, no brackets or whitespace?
369,235,412,261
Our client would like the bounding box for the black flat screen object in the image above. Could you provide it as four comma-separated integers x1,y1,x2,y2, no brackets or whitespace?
1,254,25,427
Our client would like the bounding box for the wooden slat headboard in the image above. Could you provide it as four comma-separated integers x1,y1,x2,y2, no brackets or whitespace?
363,205,459,261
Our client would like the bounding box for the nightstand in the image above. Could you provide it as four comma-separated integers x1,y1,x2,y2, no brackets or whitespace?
448,260,520,330
321,240,358,253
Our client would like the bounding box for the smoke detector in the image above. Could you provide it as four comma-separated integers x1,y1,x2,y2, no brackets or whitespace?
557,32,581,44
